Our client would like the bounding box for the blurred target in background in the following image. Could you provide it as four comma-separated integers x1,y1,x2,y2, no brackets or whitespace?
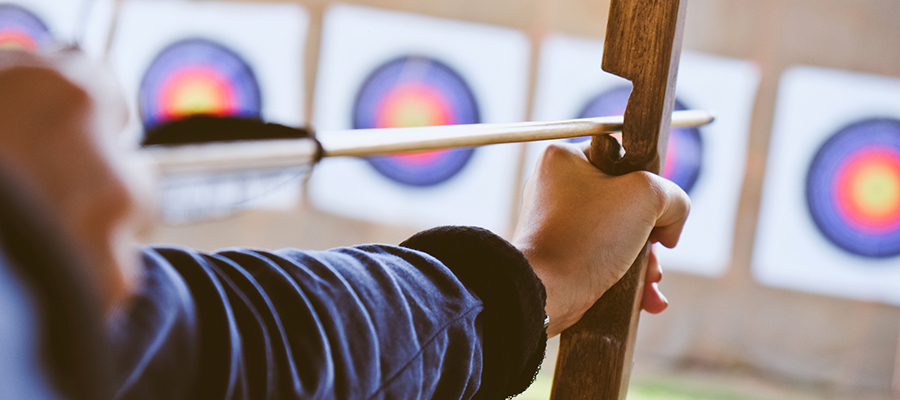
754,66,900,306
310,4,530,233
139,38,262,130
806,118,900,258
0,3,52,51
109,0,309,222
353,56,479,187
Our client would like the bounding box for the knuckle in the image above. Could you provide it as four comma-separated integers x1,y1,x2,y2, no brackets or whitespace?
682,193,692,215
537,143,576,170
541,143,571,161
626,171,667,213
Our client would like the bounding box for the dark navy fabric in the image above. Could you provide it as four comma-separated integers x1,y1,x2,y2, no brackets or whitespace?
0,247,62,400
108,227,547,400
108,239,516,399
0,167,110,400
401,227,548,399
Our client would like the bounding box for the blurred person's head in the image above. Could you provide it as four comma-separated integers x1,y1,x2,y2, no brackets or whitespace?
0,49,154,312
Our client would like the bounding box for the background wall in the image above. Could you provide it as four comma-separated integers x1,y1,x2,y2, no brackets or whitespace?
144,0,900,397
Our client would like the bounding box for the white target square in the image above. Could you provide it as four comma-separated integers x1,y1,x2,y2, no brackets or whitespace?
528,33,760,277
110,0,308,138
79,0,117,58
0,0,87,51
309,5,530,233
753,66,900,304
109,0,309,221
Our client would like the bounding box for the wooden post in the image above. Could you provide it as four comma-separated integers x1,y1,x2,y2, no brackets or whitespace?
550,0,688,399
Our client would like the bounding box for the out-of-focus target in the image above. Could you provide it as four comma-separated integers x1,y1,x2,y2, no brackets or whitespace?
574,85,703,194
310,5,529,233
529,34,759,276
754,66,900,305
806,119,900,258
139,39,262,130
110,0,307,141
109,0,309,223
353,56,478,186
0,3,51,51
0,1,111,57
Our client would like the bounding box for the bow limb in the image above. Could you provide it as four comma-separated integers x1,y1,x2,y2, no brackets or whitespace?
550,0,688,399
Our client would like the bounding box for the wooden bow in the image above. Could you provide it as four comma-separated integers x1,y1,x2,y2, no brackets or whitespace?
550,0,688,399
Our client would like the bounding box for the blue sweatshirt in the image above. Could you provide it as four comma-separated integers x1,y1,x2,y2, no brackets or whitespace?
107,226,548,400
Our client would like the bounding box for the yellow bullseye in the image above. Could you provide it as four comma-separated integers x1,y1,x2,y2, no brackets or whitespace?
390,97,440,127
172,82,224,115
377,85,453,162
848,162,900,220
163,73,232,118
379,85,450,128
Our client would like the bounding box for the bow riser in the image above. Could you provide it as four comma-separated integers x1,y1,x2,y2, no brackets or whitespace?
551,0,688,399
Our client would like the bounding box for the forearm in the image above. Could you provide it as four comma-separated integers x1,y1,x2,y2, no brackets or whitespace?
112,227,547,399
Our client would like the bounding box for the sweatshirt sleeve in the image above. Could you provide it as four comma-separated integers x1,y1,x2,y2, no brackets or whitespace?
400,226,548,399
109,227,546,400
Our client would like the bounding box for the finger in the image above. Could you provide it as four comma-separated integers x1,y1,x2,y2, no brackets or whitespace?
648,176,691,248
645,248,662,284
561,141,591,163
536,142,591,174
641,282,668,314
641,250,667,313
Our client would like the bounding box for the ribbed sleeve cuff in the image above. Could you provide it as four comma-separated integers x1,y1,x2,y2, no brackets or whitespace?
400,226,547,399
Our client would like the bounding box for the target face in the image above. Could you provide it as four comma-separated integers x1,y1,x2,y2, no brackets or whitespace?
574,86,703,193
0,4,52,51
806,118,900,258
353,56,479,187
139,38,262,130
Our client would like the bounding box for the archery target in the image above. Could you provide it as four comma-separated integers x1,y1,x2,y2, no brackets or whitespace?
139,39,263,130
109,0,309,222
0,3,51,51
572,85,704,194
807,119,900,258
353,56,479,187
310,5,529,233
0,0,93,53
529,33,759,276
754,66,900,305
110,0,307,141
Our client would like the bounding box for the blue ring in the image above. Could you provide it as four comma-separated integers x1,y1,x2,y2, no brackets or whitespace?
139,38,262,130
806,118,900,259
0,4,53,50
353,56,479,187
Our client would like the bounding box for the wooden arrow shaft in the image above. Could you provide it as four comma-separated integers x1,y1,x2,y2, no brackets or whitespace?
146,110,711,175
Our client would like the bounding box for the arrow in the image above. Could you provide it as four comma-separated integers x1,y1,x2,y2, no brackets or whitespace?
146,110,712,175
